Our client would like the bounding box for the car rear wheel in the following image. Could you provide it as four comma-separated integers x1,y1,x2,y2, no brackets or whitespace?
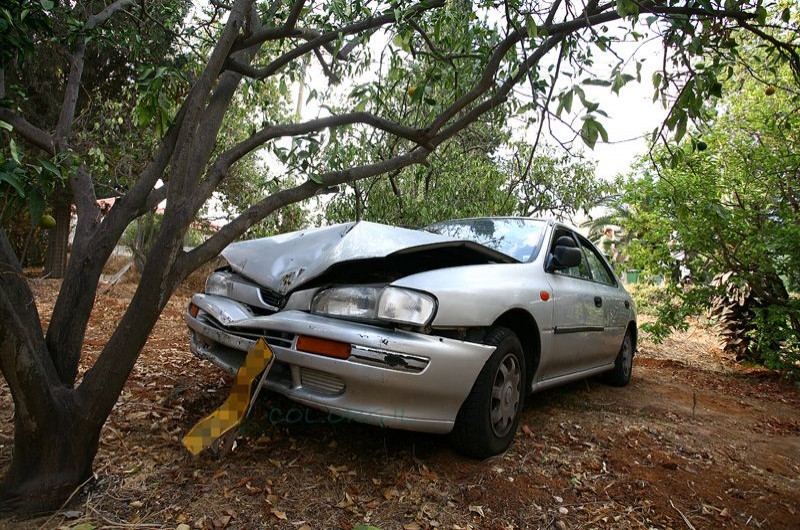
451,327,526,459
602,328,634,387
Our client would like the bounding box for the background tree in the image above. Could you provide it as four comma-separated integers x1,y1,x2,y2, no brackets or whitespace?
1,0,798,514
0,0,191,274
617,59,800,374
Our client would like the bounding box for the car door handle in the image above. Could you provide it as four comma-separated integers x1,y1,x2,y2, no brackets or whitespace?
594,296,603,308
624,300,630,309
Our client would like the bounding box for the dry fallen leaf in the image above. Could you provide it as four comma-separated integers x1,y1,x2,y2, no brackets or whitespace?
469,505,485,517
337,492,355,509
270,508,288,520
383,488,399,500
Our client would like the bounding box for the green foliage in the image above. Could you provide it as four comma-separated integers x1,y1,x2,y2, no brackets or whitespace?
749,302,800,378
0,0,52,71
627,283,668,316
504,144,607,220
616,59,800,375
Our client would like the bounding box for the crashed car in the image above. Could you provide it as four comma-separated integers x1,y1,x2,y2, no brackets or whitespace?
186,218,636,457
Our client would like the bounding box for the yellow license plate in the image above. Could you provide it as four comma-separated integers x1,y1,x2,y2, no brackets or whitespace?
182,338,274,455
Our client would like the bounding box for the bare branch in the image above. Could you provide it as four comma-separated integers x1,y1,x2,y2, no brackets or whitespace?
227,0,445,79
0,109,55,155
84,0,137,30
54,41,87,146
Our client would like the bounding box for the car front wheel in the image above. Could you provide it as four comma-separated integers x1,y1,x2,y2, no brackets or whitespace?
451,327,526,459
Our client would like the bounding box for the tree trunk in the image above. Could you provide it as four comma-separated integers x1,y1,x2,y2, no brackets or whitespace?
43,198,71,279
0,389,101,515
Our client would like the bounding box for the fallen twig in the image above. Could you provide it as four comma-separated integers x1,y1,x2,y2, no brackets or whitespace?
670,499,697,530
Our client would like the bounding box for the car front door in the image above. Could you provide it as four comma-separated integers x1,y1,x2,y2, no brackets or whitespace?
540,228,605,381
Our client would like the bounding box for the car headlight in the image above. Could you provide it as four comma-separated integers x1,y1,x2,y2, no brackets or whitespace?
312,286,437,326
377,286,437,326
310,285,381,320
205,271,234,297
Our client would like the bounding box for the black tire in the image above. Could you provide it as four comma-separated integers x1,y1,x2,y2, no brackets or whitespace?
451,327,526,459
602,328,634,387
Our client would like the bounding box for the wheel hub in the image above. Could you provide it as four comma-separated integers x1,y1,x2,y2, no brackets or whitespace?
490,354,521,438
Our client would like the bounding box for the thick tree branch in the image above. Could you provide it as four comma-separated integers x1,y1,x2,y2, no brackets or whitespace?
0,231,60,425
85,0,137,30
181,146,431,273
68,165,101,253
194,112,425,208
0,109,55,155
284,0,306,32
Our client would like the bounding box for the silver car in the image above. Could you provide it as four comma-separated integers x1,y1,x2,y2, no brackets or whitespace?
186,217,636,457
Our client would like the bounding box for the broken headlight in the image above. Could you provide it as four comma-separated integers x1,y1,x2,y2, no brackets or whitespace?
311,286,436,326
205,271,234,297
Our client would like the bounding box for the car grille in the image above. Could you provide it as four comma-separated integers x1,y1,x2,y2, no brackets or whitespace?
300,368,345,395
259,287,286,309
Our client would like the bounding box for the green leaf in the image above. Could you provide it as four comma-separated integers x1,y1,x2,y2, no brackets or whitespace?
309,173,323,184
525,16,538,39
583,79,611,87
39,158,61,179
70,524,96,530
675,112,688,143
28,190,45,226
40,0,54,10
615,0,639,18
9,139,21,163
581,119,599,149
556,90,573,117
595,120,609,143
781,8,790,23
0,171,25,197
0,119,12,132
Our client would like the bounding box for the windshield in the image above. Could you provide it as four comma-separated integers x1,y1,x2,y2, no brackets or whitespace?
425,218,547,262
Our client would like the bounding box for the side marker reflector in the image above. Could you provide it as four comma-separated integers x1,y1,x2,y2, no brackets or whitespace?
540,291,551,301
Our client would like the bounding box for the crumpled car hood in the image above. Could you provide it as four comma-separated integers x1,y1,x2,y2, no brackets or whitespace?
222,221,517,294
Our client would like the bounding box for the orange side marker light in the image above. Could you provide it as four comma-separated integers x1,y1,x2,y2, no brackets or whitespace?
540,291,551,301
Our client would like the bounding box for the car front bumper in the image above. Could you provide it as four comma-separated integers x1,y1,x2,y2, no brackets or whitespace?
186,294,495,434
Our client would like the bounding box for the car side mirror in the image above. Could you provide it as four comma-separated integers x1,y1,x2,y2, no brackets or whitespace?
547,245,582,271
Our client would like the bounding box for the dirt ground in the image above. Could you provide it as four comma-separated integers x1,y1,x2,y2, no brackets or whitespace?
1,279,799,529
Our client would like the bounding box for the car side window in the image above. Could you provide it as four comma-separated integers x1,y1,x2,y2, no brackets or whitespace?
580,238,615,285
550,229,591,280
